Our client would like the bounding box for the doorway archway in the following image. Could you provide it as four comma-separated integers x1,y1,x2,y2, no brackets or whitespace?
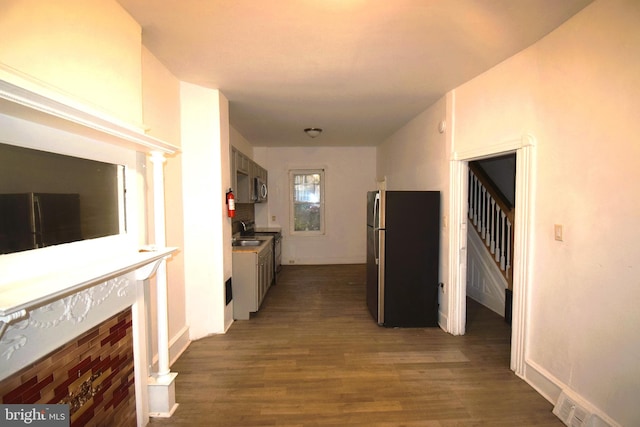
446,134,535,376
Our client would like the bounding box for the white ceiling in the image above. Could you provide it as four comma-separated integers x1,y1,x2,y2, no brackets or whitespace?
117,0,593,147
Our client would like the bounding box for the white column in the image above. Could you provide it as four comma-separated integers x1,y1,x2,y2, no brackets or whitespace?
151,151,169,377
147,151,178,417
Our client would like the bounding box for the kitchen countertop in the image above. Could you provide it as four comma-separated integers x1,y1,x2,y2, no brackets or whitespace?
231,235,273,253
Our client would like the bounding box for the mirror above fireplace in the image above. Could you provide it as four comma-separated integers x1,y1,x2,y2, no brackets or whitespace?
0,142,124,254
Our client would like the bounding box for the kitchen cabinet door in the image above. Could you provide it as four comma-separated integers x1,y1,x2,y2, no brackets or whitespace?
232,251,258,320
257,245,273,305
230,146,268,204
236,150,249,174
232,243,273,320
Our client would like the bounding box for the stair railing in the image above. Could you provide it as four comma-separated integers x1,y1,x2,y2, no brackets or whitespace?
468,163,514,289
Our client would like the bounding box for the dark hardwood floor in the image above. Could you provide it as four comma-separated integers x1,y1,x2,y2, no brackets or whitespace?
151,264,561,426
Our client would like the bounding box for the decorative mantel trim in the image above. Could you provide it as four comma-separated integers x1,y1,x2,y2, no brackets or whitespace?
0,63,179,155
0,247,177,320
0,247,177,382
0,277,130,368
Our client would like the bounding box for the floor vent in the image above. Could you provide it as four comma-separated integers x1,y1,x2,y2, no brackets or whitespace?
553,391,613,427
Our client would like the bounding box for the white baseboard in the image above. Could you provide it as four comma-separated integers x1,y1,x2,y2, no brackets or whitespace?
438,310,448,332
169,325,190,367
284,257,365,265
149,325,191,370
524,359,620,427
523,359,563,404
151,325,191,370
224,302,234,332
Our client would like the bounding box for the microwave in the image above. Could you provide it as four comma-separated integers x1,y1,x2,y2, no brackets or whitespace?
253,177,268,202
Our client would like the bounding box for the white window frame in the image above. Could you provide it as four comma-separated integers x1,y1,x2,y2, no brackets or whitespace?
289,168,325,236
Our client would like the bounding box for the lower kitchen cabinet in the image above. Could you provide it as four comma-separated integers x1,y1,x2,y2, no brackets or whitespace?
232,242,273,320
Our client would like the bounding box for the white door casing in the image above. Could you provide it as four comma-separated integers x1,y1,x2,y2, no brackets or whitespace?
447,134,535,378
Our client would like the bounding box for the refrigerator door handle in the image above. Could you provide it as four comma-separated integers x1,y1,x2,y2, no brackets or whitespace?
33,194,43,248
372,193,380,226
378,229,385,325
374,230,379,265
373,192,381,264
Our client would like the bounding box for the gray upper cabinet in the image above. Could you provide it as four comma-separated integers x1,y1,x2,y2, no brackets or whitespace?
231,146,267,204
235,149,250,174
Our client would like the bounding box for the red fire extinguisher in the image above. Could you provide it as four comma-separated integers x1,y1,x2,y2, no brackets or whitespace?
226,188,236,218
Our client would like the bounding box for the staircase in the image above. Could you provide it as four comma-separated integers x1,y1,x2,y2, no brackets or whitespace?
467,162,514,320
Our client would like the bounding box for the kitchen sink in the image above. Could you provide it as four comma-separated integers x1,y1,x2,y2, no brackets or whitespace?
232,239,262,247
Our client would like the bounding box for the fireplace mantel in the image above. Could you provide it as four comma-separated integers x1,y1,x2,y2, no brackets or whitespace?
0,65,182,424
0,247,177,382
0,246,177,320
0,64,179,155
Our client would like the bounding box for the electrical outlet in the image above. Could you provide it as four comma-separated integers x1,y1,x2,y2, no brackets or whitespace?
271,215,276,221
554,224,563,241
289,260,295,264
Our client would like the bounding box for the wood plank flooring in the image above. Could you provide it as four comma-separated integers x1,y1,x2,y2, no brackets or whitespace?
150,264,561,426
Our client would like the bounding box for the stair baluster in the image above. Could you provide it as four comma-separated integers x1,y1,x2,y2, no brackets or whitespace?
468,163,514,289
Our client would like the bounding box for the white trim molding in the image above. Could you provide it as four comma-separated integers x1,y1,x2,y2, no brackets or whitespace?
147,151,179,418
0,64,178,155
466,228,507,316
524,359,621,427
511,136,536,376
446,158,467,335
0,247,177,381
448,134,536,378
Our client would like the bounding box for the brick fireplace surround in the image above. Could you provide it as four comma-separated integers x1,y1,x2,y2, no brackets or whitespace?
0,309,136,426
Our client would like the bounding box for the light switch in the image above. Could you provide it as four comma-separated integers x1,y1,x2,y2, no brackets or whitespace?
554,224,563,241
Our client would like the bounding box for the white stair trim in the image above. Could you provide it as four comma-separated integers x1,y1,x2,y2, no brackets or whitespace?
466,226,507,316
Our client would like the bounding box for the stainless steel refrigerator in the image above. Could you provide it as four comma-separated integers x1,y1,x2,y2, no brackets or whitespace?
0,193,82,254
366,190,440,327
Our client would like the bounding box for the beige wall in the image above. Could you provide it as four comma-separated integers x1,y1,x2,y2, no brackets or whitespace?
181,83,233,338
254,146,377,265
0,0,143,125
230,126,254,158
377,96,448,191
451,0,639,424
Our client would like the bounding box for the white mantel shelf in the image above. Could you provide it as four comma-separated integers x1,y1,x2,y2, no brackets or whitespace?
0,64,179,155
0,247,178,319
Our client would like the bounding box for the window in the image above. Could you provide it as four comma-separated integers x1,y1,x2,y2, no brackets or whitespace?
289,169,325,235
